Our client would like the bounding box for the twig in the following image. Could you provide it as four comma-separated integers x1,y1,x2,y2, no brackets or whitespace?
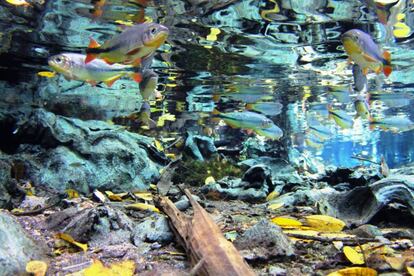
286,233,379,244
164,136,184,151
12,199,60,216
189,258,205,276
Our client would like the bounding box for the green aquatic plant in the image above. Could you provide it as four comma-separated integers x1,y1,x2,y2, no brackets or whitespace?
173,156,242,186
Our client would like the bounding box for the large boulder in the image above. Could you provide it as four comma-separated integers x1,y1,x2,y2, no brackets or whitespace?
0,109,163,193
0,211,47,275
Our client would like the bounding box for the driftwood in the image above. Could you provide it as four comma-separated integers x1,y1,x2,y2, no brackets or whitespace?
157,189,255,276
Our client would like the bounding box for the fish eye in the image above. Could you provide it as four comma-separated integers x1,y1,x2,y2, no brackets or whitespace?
150,27,157,35
55,57,63,63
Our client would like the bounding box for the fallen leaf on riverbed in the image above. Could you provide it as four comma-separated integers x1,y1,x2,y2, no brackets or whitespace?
26,260,48,276
327,267,377,276
343,246,365,265
407,266,414,276
56,233,88,252
267,202,284,210
305,215,345,232
105,191,123,201
66,189,79,199
266,191,279,201
82,259,135,276
133,192,153,201
271,217,302,228
125,202,159,212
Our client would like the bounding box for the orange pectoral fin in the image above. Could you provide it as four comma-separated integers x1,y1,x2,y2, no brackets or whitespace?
104,76,121,87
131,72,142,83
85,53,98,64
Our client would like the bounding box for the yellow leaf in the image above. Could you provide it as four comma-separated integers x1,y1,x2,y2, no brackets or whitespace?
157,113,176,127
133,192,153,201
26,260,48,276
149,184,157,190
66,189,79,199
271,217,302,228
204,176,215,185
83,259,135,276
393,22,411,38
407,266,414,276
327,267,377,276
266,191,279,201
11,208,24,214
56,233,88,252
206,27,221,41
154,140,164,151
305,215,345,232
37,71,56,78
166,251,186,256
385,256,405,271
267,202,284,210
125,203,159,213
343,246,365,265
114,20,134,26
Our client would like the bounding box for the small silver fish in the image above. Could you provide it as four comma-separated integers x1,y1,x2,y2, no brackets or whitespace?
352,64,367,92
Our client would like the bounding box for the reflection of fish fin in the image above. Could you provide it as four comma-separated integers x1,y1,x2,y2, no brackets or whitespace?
88,38,100,48
362,53,377,62
383,65,392,77
245,103,253,110
212,94,220,102
132,57,142,67
104,76,121,87
131,72,142,83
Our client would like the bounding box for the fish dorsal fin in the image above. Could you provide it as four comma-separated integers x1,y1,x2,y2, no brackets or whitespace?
88,38,101,49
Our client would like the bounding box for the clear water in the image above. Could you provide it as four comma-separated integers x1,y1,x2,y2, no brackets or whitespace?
1,0,414,168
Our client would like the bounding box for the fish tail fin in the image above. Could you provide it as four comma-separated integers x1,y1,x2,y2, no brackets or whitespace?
85,53,98,64
85,38,101,63
383,50,392,77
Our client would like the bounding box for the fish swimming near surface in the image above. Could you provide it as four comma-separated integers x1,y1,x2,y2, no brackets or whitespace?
213,110,273,130
369,116,414,132
48,53,142,87
307,118,332,141
368,92,413,108
341,29,392,77
352,64,368,92
354,95,370,119
328,105,354,129
85,22,169,65
245,101,283,116
255,124,283,140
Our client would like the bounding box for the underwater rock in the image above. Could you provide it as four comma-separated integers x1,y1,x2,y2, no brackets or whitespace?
320,166,381,188
242,165,272,189
132,214,174,245
239,157,304,186
316,175,414,226
174,194,202,211
234,219,295,262
184,133,217,161
350,224,383,238
201,176,268,202
0,157,25,209
46,206,135,247
0,109,161,193
0,211,47,275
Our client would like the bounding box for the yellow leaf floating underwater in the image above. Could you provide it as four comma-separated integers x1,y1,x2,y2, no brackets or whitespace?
206,27,221,41
407,266,414,276
37,71,56,78
154,139,164,151
66,189,79,199
56,233,88,252
271,217,302,228
83,259,135,276
204,176,215,185
305,215,345,232
393,22,411,38
133,192,153,201
125,202,159,213
26,260,48,276
343,246,365,265
327,267,377,276
266,191,279,201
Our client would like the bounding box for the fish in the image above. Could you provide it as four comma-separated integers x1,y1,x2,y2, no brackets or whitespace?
213,110,274,131
307,119,332,141
368,92,413,108
328,86,352,103
380,155,390,177
85,22,169,65
354,95,370,119
305,133,324,149
139,69,158,101
48,53,142,87
352,64,367,92
255,124,283,140
369,116,414,132
245,101,283,116
6,0,31,6
341,29,392,77
328,105,354,129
